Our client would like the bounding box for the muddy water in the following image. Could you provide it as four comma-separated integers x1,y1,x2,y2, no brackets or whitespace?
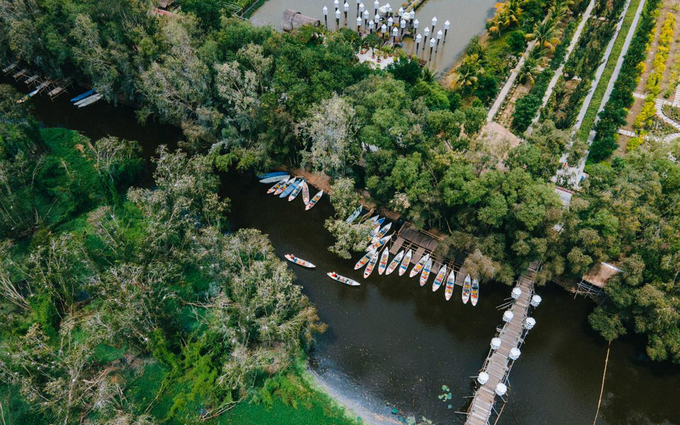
5,78,680,425
249,0,496,74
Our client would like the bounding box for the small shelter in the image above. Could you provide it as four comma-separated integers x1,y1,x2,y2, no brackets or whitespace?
577,262,622,298
282,9,321,32
159,0,174,9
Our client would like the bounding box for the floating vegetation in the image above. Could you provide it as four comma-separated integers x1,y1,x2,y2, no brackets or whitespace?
437,384,453,404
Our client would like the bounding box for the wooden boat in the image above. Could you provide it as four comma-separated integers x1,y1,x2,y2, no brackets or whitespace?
399,250,412,276
471,279,479,306
70,89,95,102
419,259,433,286
432,264,447,292
2,63,17,74
77,93,103,108
305,190,323,210
257,171,288,179
444,270,456,301
378,247,390,275
385,250,404,275
376,222,392,239
279,178,300,198
301,181,310,205
364,250,380,279
268,177,290,194
346,206,362,223
462,274,472,305
409,253,430,278
259,174,289,184
327,272,360,287
366,234,391,252
273,177,293,195
284,254,316,269
354,250,374,270
288,178,306,201
369,215,380,223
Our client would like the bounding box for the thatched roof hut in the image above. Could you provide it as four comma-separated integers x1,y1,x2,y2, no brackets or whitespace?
582,262,623,289
282,9,321,32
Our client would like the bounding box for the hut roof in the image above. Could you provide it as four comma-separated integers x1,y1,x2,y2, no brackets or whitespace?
159,0,174,9
282,9,321,32
582,262,623,288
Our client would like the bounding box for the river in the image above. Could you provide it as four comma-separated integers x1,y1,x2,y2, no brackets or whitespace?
5,79,680,425
249,0,497,75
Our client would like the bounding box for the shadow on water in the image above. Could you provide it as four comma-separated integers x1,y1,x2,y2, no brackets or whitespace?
4,77,679,425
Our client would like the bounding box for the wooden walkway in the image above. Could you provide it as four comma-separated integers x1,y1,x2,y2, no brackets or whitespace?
464,263,539,425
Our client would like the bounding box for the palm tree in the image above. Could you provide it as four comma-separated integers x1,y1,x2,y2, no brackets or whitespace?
526,16,561,54
518,57,541,85
488,0,525,37
454,53,484,89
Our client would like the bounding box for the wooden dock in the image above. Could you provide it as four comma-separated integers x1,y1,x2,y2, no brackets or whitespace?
464,263,540,425
388,222,470,286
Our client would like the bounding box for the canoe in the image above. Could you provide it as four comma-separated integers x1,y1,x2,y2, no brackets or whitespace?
369,222,391,242
268,177,290,194
399,250,413,276
280,178,300,198
471,278,479,306
70,89,95,103
432,264,447,292
257,171,288,179
346,206,362,223
284,254,316,269
260,174,289,184
354,250,374,270
462,274,472,305
364,250,380,279
385,250,404,275
273,177,294,195
301,181,310,205
369,215,380,223
378,247,390,275
327,272,360,287
409,253,430,278
288,178,305,201
444,270,456,301
366,234,391,252
419,259,433,286
305,190,323,210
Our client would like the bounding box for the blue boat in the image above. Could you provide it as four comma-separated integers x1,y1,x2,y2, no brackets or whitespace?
257,171,288,179
279,178,300,198
346,206,362,223
70,89,95,103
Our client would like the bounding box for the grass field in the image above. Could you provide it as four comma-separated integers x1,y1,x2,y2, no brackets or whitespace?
578,0,644,140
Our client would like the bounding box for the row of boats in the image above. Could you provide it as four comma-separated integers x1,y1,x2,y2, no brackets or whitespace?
259,171,323,210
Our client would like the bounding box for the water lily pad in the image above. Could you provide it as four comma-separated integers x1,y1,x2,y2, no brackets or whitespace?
392,408,399,414
447,393,453,399
441,384,450,391
447,404,453,409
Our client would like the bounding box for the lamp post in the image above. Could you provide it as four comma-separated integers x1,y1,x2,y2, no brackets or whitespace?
392,26,398,44
387,16,393,28
400,19,406,37
409,10,415,23
423,27,429,51
413,18,419,32
431,16,437,35
344,2,349,23
381,23,387,34
363,10,369,26
374,0,379,15
357,16,362,32
368,19,374,33
398,6,404,18
415,33,421,53
323,6,328,27
429,36,435,61
356,0,360,15
444,20,450,43
436,30,442,51
335,9,341,28
334,0,339,12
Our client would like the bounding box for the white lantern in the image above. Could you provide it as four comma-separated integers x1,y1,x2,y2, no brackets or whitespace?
531,295,542,307
495,383,507,396
436,30,442,40
400,19,406,28
431,16,437,27
335,9,341,19
364,10,369,20
509,347,521,360
444,20,450,30
398,6,404,17
490,337,501,350
415,33,422,43
359,2,364,12
503,310,514,323
323,6,328,15
524,317,536,330
511,287,522,300
369,20,374,29
374,13,380,23
392,27,398,37
357,16,362,26
374,0,379,9
344,2,349,12
410,10,415,20
334,0,340,8
477,371,489,385
387,17,393,26
413,19,419,29
429,37,435,47
423,27,430,37
381,23,387,33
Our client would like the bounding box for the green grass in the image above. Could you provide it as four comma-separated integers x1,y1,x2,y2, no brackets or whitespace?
578,0,643,140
